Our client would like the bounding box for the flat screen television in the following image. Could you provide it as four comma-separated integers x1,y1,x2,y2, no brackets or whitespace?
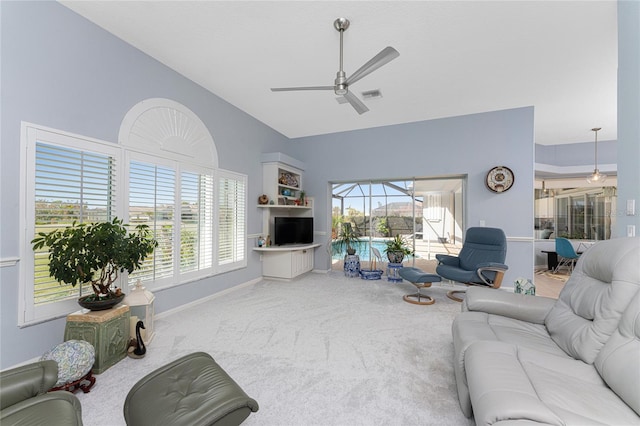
274,217,313,246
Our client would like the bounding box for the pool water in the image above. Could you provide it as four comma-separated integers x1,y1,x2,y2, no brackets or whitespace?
331,239,419,261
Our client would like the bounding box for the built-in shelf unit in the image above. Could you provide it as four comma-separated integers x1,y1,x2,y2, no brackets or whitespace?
256,153,317,279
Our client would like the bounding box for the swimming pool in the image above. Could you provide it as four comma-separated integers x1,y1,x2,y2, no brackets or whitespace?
331,238,419,260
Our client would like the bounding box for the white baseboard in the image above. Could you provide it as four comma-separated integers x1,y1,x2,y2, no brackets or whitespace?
155,278,261,320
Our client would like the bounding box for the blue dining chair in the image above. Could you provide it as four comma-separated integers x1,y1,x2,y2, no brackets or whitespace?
553,237,581,274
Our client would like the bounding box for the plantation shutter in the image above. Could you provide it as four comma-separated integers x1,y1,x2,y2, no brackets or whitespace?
180,171,215,274
129,160,175,284
33,142,116,306
218,171,247,271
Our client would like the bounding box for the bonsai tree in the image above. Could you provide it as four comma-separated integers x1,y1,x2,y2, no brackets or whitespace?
332,222,362,256
32,218,158,302
384,235,414,263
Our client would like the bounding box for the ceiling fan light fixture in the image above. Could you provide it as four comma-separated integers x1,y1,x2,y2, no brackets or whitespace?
586,127,607,183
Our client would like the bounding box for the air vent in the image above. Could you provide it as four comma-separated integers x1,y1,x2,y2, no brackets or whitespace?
362,89,382,99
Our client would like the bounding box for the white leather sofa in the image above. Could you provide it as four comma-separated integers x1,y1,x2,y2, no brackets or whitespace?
452,237,640,425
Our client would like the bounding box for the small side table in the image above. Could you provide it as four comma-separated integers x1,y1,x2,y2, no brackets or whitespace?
387,263,403,282
344,254,361,277
64,304,130,374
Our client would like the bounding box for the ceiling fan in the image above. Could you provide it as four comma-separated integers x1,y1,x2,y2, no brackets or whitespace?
271,18,400,115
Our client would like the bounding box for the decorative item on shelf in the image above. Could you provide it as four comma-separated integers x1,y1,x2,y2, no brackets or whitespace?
258,194,269,205
266,235,271,247
128,320,147,359
257,236,265,247
299,191,306,205
514,277,535,295
486,166,514,193
279,172,298,187
269,200,275,205
31,218,157,311
384,235,413,263
123,279,155,344
281,189,292,197
587,127,607,183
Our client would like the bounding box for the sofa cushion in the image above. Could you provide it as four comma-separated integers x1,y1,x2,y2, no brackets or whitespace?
452,309,571,417
594,289,640,416
545,237,640,364
466,340,640,425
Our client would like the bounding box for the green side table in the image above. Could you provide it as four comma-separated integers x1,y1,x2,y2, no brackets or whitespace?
64,304,130,374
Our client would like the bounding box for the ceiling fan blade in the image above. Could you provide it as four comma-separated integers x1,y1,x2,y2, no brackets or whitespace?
343,91,369,115
271,86,334,92
345,46,399,86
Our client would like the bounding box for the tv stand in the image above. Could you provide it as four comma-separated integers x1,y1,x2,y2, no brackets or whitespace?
253,244,320,279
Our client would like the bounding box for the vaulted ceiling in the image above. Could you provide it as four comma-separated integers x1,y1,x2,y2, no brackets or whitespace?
60,1,618,145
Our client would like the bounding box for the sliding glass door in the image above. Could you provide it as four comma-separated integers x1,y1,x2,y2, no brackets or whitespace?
331,176,465,267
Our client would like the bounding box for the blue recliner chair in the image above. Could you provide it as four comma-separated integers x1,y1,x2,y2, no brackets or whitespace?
436,227,508,302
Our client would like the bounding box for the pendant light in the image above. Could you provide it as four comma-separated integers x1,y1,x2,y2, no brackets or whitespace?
587,127,606,183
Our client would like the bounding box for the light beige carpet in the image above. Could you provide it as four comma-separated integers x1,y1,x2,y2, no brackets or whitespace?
77,271,474,425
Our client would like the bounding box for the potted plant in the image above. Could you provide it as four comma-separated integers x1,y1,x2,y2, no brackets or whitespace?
332,222,362,256
384,235,413,263
31,218,158,311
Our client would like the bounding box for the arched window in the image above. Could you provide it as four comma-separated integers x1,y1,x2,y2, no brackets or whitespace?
19,100,246,325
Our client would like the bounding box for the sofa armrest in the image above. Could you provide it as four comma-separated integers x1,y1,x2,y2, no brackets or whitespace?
436,254,459,267
462,287,555,325
0,360,58,410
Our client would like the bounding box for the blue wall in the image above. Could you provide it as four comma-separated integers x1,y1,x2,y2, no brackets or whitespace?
0,1,289,368
287,108,535,287
617,0,640,237
536,140,617,167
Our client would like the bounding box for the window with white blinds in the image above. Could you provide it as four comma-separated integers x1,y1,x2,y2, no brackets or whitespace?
180,172,215,274
128,158,218,286
33,143,117,303
21,122,247,326
128,159,176,285
21,125,121,324
218,171,247,271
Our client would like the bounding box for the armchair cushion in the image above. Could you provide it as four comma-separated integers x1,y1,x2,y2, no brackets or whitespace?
0,360,58,410
594,289,640,415
545,236,640,363
0,360,82,425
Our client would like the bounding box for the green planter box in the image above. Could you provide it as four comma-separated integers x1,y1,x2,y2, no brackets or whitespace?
64,304,130,374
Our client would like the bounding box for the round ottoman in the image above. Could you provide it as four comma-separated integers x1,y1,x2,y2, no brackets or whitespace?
40,340,96,393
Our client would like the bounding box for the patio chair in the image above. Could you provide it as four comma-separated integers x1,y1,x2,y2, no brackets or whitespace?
553,237,581,274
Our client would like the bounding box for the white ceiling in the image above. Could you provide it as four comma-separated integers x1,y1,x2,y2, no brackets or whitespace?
60,1,618,145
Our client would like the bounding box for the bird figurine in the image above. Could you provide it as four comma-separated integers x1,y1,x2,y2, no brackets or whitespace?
127,320,147,358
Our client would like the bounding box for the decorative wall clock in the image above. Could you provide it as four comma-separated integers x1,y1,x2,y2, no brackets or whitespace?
486,166,514,193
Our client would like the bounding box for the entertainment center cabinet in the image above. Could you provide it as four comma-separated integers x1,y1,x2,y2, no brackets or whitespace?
256,153,319,279
254,244,320,279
